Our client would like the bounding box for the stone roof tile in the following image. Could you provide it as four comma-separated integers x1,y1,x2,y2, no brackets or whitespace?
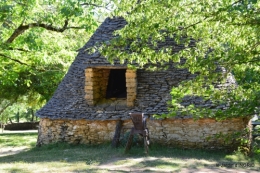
36,17,235,121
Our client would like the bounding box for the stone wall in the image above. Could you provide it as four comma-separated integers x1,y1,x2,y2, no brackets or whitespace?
85,68,110,106
37,117,249,149
126,69,137,107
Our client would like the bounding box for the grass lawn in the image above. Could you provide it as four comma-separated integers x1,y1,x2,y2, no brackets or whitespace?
0,132,259,173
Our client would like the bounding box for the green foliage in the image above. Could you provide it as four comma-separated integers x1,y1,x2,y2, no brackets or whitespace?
101,0,260,119
205,128,251,154
0,0,109,121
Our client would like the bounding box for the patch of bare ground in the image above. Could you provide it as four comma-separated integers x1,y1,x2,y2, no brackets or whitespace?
93,157,259,173
0,141,258,173
0,146,30,157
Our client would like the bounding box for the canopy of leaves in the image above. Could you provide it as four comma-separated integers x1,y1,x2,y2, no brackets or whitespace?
101,0,260,120
0,0,109,122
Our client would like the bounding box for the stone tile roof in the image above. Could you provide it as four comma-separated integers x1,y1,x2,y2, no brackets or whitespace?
36,17,235,121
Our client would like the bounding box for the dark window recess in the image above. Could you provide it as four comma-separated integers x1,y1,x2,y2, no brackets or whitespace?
106,69,126,98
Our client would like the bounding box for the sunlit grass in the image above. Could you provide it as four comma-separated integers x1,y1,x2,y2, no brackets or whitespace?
0,132,37,148
0,133,259,172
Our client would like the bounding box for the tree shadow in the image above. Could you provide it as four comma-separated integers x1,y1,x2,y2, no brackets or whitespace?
1,167,31,173
0,143,259,173
73,157,259,173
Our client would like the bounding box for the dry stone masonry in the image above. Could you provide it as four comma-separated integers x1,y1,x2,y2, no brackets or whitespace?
37,117,249,150
85,68,110,106
36,17,249,149
126,69,137,107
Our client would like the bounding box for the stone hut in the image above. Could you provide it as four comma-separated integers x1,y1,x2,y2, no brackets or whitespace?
36,17,249,149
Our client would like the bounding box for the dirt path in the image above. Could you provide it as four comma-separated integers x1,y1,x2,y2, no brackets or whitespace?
0,138,259,173
0,130,38,133
1,147,259,173
0,146,30,157
93,157,259,173
0,130,37,157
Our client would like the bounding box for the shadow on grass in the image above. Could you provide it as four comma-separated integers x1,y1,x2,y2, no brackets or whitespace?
0,142,259,173
71,155,259,173
72,169,130,173
0,132,38,148
2,167,31,173
71,168,170,173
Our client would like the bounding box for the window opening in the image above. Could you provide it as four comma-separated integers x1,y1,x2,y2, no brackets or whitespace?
106,69,127,98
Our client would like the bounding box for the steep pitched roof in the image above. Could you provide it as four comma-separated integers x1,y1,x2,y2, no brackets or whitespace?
36,17,236,121
78,17,127,66
36,17,129,120
36,17,186,120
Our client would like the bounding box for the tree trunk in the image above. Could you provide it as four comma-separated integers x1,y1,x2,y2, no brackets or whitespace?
31,109,35,122
1,123,3,133
16,111,19,123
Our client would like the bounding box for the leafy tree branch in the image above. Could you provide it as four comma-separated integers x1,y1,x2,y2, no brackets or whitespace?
5,19,84,44
0,53,29,66
102,0,260,119
0,0,104,113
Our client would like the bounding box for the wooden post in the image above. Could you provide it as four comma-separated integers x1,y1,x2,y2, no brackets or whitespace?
124,132,133,153
111,120,123,148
